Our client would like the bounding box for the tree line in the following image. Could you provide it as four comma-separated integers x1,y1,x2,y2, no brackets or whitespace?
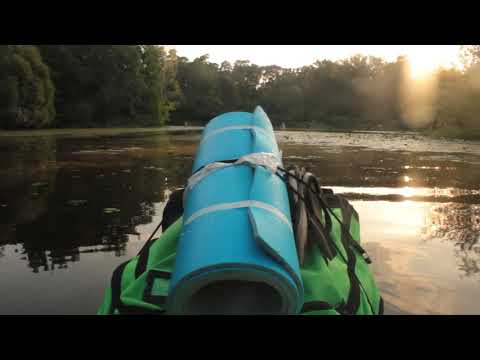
0,45,179,129
1,45,480,134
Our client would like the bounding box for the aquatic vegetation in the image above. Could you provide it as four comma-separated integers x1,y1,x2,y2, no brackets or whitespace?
67,200,88,207
103,208,121,214
424,128,480,141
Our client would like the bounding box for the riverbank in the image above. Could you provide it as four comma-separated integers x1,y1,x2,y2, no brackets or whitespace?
3,125,480,142
0,126,203,138
423,128,480,141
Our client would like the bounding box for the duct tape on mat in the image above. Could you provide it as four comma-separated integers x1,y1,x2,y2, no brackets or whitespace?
186,152,282,194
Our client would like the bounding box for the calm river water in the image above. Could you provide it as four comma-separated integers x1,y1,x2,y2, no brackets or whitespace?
1,128,479,315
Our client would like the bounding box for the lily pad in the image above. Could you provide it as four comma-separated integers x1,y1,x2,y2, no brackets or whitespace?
103,208,121,214
144,166,164,171
32,182,48,187
68,200,88,207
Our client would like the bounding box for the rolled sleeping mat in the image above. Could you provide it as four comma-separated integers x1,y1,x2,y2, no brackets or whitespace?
167,106,304,314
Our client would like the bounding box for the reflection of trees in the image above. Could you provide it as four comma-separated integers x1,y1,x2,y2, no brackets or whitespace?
0,136,57,226
423,203,480,279
2,133,194,273
0,136,58,272
456,251,480,278
364,241,438,315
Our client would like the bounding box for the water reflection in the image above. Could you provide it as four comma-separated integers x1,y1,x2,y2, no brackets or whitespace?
283,147,480,191
328,186,480,203
0,133,194,275
355,200,480,314
423,203,480,280
344,194,480,285
1,129,480,314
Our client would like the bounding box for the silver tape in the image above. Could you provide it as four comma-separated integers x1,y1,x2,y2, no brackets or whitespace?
186,152,281,194
237,152,281,173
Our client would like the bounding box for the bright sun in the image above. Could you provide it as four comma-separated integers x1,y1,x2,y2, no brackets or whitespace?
408,56,438,78
405,46,460,79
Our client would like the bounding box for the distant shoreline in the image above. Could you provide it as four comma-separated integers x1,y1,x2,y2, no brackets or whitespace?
0,126,204,138
421,128,480,141
0,126,416,138
1,126,479,142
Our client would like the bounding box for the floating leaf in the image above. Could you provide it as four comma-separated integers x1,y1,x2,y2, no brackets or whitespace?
103,208,121,214
144,166,163,171
68,200,88,207
32,182,47,187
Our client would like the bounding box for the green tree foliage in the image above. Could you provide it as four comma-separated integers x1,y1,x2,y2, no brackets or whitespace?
231,60,263,110
2,45,480,136
460,45,480,68
173,55,223,123
0,45,55,129
172,48,480,135
430,46,480,131
37,45,179,127
172,53,413,130
259,67,305,127
139,46,180,126
0,45,180,129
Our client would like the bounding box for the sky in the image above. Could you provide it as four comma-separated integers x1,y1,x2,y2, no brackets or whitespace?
173,45,462,73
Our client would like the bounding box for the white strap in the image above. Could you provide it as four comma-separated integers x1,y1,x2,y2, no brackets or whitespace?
187,162,232,190
200,125,274,145
184,200,293,232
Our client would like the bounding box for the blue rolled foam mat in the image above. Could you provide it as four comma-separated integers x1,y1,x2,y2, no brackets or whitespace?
167,106,304,314
192,107,281,172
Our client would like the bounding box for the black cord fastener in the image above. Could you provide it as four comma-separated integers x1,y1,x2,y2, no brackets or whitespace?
276,165,376,315
277,166,372,265
281,166,337,265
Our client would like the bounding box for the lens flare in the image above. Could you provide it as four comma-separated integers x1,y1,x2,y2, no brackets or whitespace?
401,60,439,129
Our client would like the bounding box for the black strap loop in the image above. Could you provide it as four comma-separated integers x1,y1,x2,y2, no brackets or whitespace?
135,240,154,279
143,269,172,308
109,262,171,315
110,260,130,314
301,301,335,313
135,188,185,279
301,300,351,315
